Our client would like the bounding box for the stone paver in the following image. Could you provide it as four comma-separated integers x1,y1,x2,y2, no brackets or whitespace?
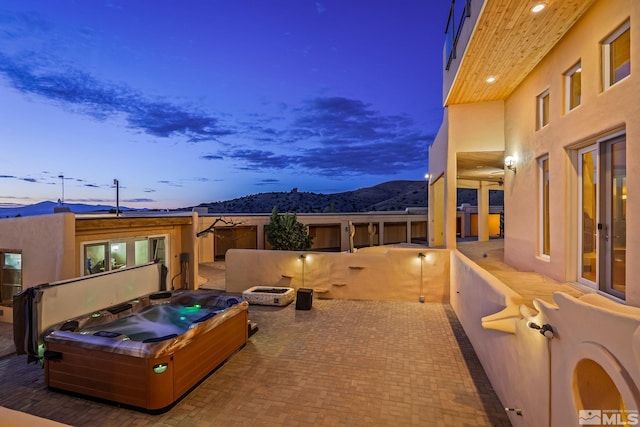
0,299,510,426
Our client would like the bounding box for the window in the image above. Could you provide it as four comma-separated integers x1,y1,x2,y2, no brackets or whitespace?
565,62,582,112
539,156,550,257
1,251,22,306
83,236,167,275
537,89,550,129
603,21,630,89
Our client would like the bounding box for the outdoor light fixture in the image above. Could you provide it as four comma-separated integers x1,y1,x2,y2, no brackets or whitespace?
418,253,426,303
531,2,546,13
299,254,306,287
505,156,517,173
527,321,554,339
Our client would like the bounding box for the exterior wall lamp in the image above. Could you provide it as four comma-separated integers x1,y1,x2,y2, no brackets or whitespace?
505,156,517,173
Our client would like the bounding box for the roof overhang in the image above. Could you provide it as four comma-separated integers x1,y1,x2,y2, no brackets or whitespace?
445,0,596,105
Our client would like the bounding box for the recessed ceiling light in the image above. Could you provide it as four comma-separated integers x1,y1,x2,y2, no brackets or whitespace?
531,2,546,13
486,76,496,83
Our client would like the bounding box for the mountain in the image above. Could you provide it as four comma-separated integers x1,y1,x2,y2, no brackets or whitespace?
1,181,504,218
0,201,132,218
195,180,503,214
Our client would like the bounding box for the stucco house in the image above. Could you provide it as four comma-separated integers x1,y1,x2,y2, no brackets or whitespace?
429,0,640,425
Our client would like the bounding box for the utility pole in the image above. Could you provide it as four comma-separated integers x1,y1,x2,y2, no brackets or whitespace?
58,174,64,205
113,178,120,216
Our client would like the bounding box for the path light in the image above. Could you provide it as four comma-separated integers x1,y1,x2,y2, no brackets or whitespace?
299,254,306,287
418,252,426,303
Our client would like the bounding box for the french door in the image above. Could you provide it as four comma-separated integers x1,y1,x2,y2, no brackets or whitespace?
578,136,626,298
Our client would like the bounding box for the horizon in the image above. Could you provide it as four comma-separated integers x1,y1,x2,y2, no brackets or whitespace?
0,178,427,211
0,1,448,210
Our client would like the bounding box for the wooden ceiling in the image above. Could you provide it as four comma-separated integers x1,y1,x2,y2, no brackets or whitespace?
446,0,596,105
456,151,505,182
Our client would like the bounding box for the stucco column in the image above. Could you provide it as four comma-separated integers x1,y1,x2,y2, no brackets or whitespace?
477,181,490,242
378,221,385,246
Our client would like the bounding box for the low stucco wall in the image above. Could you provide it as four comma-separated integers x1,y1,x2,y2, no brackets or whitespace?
451,250,640,427
0,213,76,322
225,247,450,302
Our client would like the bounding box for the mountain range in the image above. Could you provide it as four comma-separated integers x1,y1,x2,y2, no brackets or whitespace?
1,181,504,217
194,180,503,214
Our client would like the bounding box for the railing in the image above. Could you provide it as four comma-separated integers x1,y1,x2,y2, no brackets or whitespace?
445,0,471,70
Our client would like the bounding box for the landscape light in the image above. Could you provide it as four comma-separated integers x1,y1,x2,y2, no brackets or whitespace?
418,252,426,303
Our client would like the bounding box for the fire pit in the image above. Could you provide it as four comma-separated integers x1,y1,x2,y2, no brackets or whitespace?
242,286,295,306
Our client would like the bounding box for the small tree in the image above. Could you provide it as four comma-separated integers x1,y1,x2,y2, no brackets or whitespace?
265,207,313,250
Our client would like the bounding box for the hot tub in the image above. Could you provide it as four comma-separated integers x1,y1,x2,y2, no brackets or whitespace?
43,290,248,412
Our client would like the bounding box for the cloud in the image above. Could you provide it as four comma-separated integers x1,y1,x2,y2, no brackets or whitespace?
124,198,154,203
219,96,432,176
0,52,234,142
224,149,298,170
200,154,224,161
157,180,184,187
255,178,280,186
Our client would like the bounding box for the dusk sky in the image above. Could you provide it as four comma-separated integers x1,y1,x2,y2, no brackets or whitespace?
0,1,449,209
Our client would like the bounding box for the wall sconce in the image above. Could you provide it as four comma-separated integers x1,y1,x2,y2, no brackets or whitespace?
527,321,554,339
504,156,517,173
418,253,426,303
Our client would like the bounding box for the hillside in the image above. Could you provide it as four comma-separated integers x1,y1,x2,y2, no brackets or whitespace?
195,180,504,213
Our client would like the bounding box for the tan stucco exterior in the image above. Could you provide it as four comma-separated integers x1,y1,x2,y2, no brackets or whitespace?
225,247,450,303
502,0,640,306
432,1,640,425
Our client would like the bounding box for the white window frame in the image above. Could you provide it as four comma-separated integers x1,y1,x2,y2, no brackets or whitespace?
538,155,550,259
564,61,582,112
602,20,630,90
537,89,550,130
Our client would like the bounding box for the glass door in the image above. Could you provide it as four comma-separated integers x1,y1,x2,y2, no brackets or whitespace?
599,137,626,298
578,147,597,286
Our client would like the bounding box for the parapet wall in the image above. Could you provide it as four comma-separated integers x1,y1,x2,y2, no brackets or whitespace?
450,249,640,427
224,247,450,302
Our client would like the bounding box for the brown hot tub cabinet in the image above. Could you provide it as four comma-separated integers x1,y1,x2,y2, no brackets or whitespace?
43,291,249,412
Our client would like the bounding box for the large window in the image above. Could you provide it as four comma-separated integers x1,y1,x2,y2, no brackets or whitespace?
539,156,550,257
565,62,582,112
1,251,22,306
83,236,166,275
603,21,630,89
537,89,550,129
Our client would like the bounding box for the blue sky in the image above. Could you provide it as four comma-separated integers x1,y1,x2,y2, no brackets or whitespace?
0,1,448,209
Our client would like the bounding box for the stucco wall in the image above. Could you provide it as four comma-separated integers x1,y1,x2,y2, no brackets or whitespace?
449,101,505,153
225,247,450,303
451,249,640,426
502,0,640,306
0,212,75,287
0,212,75,322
